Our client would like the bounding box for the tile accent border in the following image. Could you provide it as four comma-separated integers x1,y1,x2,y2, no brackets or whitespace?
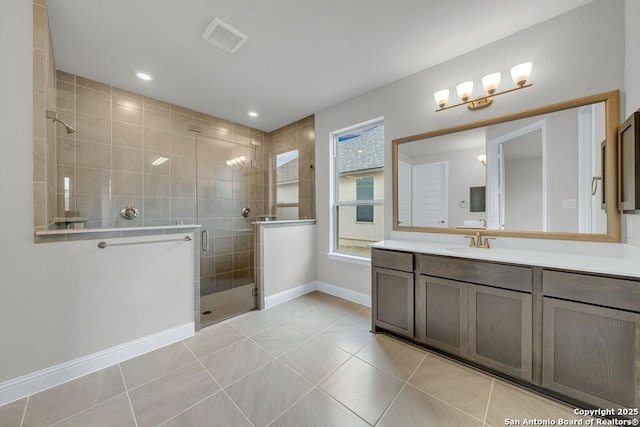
0,322,194,407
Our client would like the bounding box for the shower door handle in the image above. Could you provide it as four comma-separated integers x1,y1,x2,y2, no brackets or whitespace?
202,230,209,252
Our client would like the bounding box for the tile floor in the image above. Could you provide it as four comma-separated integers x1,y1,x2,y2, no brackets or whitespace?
0,291,587,427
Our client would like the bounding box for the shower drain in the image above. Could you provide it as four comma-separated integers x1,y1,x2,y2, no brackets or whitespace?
202,310,212,315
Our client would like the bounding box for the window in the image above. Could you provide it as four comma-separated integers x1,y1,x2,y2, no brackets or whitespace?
356,176,374,222
275,150,299,220
332,119,384,257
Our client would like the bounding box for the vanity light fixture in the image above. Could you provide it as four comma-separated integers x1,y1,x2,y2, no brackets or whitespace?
477,154,487,167
434,62,533,112
226,155,248,167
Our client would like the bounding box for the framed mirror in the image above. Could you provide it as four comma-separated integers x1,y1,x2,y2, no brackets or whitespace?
393,90,620,242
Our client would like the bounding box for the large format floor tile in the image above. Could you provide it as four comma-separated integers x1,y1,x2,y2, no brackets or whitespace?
280,337,351,384
485,380,587,427
200,339,273,387
355,334,427,380
317,320,374,354
128,361,219,427
408,353,493,420
225,359,313,427
250,322,311,356
0,291,591,427
183,322,246,359
378,385,484,427
120,341,196,389
0,398,26,427
162,391,252,427
22,365,125,427
320,357,403,425
269,388,369,427
52,393,136,427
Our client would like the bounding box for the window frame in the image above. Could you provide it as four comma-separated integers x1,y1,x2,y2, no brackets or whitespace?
329,117,384,259
355,175,375,223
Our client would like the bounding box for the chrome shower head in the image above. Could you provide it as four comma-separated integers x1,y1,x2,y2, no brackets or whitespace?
46,110,76,134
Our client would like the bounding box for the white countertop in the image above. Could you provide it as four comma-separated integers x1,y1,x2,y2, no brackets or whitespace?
373,233,640,279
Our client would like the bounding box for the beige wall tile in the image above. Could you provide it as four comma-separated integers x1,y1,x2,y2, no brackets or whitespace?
34,182,46,227
112,121,143,149
170,133,195,157
144,152,171,175
171,197,195,219
33,92,46,138
76,141,111,169
113,104,142,126
143,96,170,110
144,197,171,219
144,174,171,197
76,76,111,93
76,86,112,118
112,146,143,172
144,109,170,131
171,176,195,198
112,171,143,196
76,194,115,220
33,137,46,181
171,113,193,135
57,137,75,166
75,167,111,195
76,113,110,144
171,156,196,177
56,80,75,111
33,49,45,95
144,128,170,153
170,104,194,116
112,87,143,110
56,70,75,83
33,4,45,49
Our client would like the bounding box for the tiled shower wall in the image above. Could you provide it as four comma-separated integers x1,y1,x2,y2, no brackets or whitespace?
33,0,57,231
53,72,270,229
269,116,316,219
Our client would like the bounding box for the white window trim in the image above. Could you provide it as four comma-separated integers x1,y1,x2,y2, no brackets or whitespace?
328,117,384,260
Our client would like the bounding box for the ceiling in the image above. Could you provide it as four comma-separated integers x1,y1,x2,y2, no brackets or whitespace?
48,0,594,132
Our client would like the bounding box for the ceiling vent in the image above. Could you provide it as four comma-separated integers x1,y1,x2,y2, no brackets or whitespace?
202,17,248,53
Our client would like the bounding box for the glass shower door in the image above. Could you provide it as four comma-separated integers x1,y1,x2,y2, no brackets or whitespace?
196,134,259,327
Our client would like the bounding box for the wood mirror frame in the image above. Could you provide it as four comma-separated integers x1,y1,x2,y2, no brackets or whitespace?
392,90,620,242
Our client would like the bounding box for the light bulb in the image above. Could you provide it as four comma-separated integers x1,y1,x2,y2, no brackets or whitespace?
511,62,533,87
482,72,501,95
433,89,450,109
456,81,474,102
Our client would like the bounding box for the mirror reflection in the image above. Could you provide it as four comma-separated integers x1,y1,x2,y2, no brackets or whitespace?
397,102,607,233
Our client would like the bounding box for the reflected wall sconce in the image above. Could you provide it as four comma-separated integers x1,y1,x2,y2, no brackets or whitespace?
434,62,533,112
477,154,487,167
226,156,248,167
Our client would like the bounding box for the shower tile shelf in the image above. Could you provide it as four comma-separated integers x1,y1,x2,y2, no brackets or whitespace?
34,224,201,243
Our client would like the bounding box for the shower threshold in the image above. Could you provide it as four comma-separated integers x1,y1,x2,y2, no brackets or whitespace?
200,283,257,328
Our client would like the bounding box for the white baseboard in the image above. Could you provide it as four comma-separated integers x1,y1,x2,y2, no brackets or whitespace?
263,281,371,309
264,282,317,309
0,322,194,407
315,281,371,307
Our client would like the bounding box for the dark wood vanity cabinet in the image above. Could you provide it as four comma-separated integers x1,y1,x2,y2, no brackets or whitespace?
542,270,640,409
417,255,533,381
371,249,414,337
371,247,640,408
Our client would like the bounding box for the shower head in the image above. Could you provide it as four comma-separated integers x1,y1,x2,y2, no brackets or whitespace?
46,110,76,134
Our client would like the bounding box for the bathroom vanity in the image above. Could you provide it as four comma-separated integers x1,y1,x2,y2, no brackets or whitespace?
371,240,640,411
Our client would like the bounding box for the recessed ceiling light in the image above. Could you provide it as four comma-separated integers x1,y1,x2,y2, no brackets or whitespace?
248,111,259,118
136,72,153,81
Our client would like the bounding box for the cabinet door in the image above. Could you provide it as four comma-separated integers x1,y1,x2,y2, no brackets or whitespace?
543,297,640,409
416,276,468,357
372,267,414,337
469,285,532,381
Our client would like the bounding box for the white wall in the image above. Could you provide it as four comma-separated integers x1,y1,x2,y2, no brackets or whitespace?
262,224,316,297
624,0,640,246
505,157,543,230
0,0,194,396
315,0,625,295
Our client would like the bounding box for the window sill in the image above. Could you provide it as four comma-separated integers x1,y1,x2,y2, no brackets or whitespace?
326,252,371,266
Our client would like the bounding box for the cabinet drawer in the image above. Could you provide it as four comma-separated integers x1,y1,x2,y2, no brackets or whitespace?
419,255,532,292
372,248,413,272
543,270,640,313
